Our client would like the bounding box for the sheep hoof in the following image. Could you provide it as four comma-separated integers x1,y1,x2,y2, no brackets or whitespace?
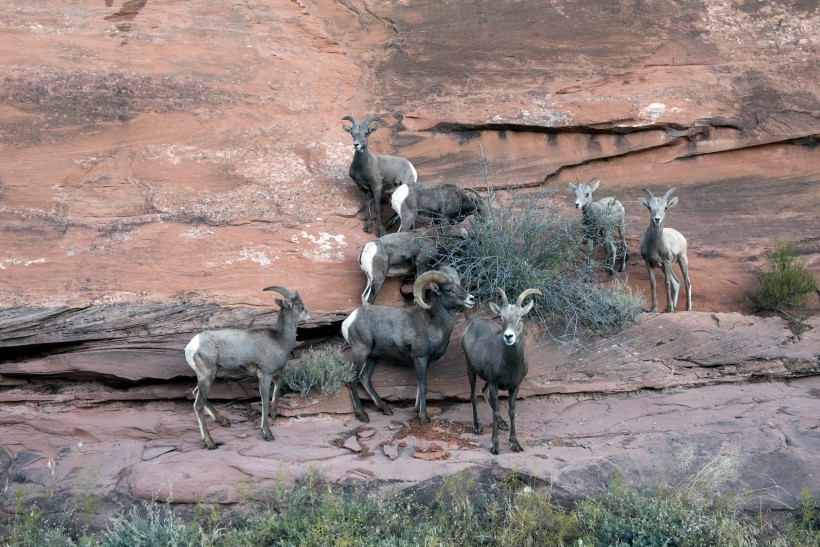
419,415,430,425
219,418,231,428
490,445,499,455
510,442,523,453
205,442,218,450
498,420,510,432
355,410,370,423
472,425,480,435
262,433,274,442
382,405,394,415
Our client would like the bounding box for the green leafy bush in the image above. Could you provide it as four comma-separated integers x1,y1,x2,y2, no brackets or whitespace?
754,242,817,313
281,346,355,398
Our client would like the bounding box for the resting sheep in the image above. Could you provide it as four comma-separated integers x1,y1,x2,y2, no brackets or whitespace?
461,287,541,454
184,286,310,449
342,115,417,237
639,188,692,312
568,178,627,275
342,266,475,424
390,181,486,232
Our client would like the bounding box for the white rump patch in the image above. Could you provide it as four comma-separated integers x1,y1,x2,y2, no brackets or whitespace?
391,183,410,214
341,309,359,342
184,334,201,369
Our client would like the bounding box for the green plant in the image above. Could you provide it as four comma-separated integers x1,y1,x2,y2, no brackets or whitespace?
281,346,355,398
755,241,817,313
100,498,211,547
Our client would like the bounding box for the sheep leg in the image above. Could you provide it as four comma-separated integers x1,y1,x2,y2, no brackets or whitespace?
645,260,658,312
604,235,616,275
618,224,627,272
372,185,384,237
663,262,680,313
359,356,393,415
367,272,387,306
507,385,523,453
362,191,374,234
193,383,218,450
257,370,274,441
385,212,400,229
482,382,509,431
269,375,281,421
487,383,501,455
679,254,692,311
414,356,431,424
468,367,480,434
347,380,370,423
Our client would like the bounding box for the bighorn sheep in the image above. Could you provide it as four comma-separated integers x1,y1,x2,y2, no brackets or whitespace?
389,181,486,232
639,188,692,312
342,115,418,237
342,266,475,424
358,226,468,305
461,288,541,455
568,178,627,275
184,286,310,449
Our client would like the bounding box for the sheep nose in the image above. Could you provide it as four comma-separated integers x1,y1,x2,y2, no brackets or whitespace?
575,203,582,209
503,332,515,345
354,142,362,150
465,294,476,307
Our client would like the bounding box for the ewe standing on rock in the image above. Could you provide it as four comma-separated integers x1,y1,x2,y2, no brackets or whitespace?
184,286,309,449
342,115,417,237
461,288,541,454
639,188,692,312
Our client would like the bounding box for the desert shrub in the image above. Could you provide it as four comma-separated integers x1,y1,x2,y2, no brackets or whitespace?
754,241,817,313
281,346,355,398
100,500,207,547
436,186,642,340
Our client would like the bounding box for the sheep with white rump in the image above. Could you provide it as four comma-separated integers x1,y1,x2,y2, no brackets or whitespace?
342,115,417,237
184,286,309,449
342,266,475,424
389,181,486,232
358,226,469,305
461,287,541,454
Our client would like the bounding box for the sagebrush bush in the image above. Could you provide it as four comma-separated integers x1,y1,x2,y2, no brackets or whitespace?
281,346,355,398
755,241,817,313
436,187,642,340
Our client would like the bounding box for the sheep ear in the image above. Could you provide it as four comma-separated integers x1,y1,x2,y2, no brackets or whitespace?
342,125,353,134
275,298,292,309
521,300,535,315
489,302,501,316
588,180,600,192
666,196,679,209
639,198,650,209
366,125,378,135
568,183,577,191
428,282,440,294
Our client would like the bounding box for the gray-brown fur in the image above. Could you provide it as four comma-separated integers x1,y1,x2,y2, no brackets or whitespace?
342,115,417,237
639,188,692,312
461,288,541,454
569,178,627,274
341,267,475,424
184,287,310,449
390,181,486,232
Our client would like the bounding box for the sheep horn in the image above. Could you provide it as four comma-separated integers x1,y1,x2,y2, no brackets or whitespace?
642,188,655,199
516,288,542,307
263,286,295,300
438,265,461,284
341,115,358,130
495,287,509,307
362,115,381,128
413,270,451,310
662,187,677,200
586,177,598,185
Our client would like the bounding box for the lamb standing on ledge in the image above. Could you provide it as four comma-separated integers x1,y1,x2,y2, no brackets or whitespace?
343,115,417,237
184,286,310,449
390,181,486,232
639,188,692,312
461,287,541,454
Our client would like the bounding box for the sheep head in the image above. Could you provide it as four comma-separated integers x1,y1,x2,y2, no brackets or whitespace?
639,188,679,226
342,115,381,151
489,287,542,346
413,267,475,311
568,177,600,210
263,286,310,322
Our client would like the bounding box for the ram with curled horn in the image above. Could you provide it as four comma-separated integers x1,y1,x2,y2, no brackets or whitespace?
461,287,542,454
342,266,475,424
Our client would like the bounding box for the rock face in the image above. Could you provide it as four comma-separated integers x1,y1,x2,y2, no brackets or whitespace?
0,0,818,530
